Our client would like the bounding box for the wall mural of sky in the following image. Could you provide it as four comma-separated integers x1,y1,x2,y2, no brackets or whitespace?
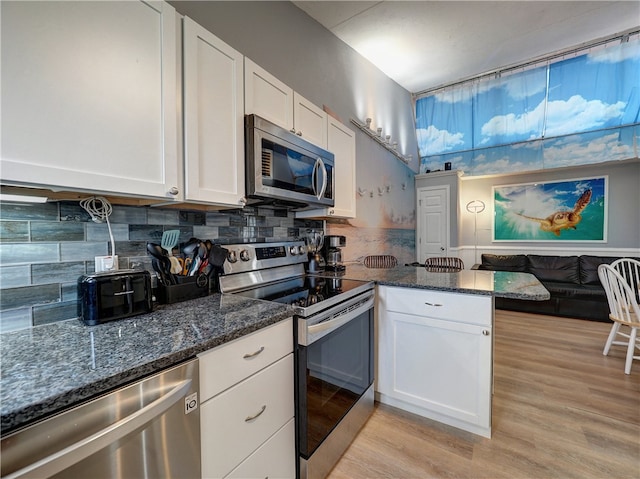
416,37,640,176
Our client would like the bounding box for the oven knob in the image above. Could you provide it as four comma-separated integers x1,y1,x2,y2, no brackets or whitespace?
227,250,238,263
297,245,306,255
240,250,251,261
289,246,298,255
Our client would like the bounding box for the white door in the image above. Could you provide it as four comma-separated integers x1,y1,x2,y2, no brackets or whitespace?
417,186,449,262
244,58,294,131
292,92,327,148
183,17,245,207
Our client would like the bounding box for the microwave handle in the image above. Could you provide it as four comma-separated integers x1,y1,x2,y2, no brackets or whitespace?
313,157,328,201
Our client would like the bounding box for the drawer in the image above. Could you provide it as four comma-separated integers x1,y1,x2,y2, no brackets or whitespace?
199,318,292,401
201,354,294,479
225,418,295,479
380,286,492,326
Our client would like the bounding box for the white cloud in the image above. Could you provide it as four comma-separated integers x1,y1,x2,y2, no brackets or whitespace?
480,95,626,141
588,39,640,64
417,125,464,156
545,95,626,136
543,131,633,168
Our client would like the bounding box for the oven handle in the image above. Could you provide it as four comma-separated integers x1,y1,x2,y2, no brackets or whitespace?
300,291,374,346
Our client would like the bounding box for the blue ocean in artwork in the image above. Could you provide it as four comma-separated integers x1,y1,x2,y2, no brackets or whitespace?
494,177,606,241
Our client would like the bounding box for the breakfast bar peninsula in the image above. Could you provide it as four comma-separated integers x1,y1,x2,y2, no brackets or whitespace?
335,266,550,438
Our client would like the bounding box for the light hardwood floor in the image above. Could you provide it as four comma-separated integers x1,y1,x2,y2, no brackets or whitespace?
328,310,640,479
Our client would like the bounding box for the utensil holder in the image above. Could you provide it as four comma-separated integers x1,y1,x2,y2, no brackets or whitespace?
156,275,209,304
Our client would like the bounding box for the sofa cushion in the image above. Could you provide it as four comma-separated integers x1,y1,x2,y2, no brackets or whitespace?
579,255,617,285
527,255,580,284
480,254,528,272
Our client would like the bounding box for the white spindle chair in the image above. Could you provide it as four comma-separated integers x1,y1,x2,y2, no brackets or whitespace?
598,261,640,374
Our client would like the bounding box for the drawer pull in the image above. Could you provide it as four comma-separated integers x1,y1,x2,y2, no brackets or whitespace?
424,302,443,307
482,329,490,336
245,405,267,422
243,346,265,359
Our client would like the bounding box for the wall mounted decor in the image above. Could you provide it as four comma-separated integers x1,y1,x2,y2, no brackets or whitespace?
493,176,607,242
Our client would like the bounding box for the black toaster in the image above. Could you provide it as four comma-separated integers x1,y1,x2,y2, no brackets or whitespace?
78,270,152,325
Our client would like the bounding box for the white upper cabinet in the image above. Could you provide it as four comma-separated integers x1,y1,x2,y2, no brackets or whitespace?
292,92,328,148
182,17,245,207
296,116,356,219
244,58,327,148
0,1,181,200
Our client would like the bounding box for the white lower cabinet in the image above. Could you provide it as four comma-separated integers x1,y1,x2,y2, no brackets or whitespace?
198,319,295,479
377,286,493,438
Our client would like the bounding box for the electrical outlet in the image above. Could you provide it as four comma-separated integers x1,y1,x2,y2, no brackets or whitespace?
95,256,118,273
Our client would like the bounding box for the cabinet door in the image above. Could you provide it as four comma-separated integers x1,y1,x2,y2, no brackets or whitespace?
244,58,294,131
295,117,356,219
183,17,245,207
1,1,180,200
379,310,492,433
377,286,493,437
225,418,295,479
200,354,294,479
293,92,327,148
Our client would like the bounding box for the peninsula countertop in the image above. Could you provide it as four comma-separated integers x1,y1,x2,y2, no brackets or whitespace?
333,264,551,301
1,294,294,434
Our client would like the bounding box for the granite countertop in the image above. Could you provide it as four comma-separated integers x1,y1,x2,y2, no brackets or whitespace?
335,264,551,301
0,294,294,435
1,266,548,436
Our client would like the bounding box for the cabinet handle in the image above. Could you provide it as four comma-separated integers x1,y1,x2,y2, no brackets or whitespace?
168,187,179,196
424,302,443,307
243,346,265,359
290,128,296,134
245,405,267,422
482,329,490,336
296,131,302,136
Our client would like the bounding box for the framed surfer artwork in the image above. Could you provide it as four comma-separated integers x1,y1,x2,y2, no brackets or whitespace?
493,176,607,242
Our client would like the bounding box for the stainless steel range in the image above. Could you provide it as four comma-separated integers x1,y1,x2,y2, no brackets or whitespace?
219,241,375,479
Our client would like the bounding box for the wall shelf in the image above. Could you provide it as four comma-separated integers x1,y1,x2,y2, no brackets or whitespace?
350,118,412,165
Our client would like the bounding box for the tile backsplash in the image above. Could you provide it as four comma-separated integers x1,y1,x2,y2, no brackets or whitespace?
0,200,321,332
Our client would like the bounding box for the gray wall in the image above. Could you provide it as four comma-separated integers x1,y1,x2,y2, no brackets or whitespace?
458,159,640,251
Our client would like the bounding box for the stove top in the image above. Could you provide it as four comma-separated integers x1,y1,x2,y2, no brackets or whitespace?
219,241,373,317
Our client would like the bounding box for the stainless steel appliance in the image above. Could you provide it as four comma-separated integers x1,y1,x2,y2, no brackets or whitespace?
219,241,375,479
78,269,152,325
245,114,335,209
323,235,346,272
1,359,201,479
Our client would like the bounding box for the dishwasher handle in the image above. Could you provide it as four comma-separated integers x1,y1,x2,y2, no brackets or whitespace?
5,378,192,479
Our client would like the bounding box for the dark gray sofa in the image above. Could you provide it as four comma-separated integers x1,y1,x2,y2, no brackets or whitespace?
474,253,637,322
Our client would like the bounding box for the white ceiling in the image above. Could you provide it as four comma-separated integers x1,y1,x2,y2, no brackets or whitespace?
293,1,640,94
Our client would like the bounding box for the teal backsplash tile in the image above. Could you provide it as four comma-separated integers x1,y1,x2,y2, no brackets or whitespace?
0,243,60,265
60,203,91,222
0,221,29,242
147,208,180,225
32,262,86,285
109,206,148,224
0,308,32,333
0,202,59,221
129,225,165,242
60,242,107,262
33,301,78,326
179,211,206,225
0,200,301,330
86,223,129,241
31,222,85,242
0,265,31,288
0,284,60,311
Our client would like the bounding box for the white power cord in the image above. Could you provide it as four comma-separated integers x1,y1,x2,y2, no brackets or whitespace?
80,196,116,257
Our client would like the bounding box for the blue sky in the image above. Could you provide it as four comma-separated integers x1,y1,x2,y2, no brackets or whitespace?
416,38,640,175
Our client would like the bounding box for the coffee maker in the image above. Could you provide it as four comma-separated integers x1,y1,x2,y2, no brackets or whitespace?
323,235,346,272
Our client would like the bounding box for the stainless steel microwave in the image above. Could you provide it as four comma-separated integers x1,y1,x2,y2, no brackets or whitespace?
245,114,335,209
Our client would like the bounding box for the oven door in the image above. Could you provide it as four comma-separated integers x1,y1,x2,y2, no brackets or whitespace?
296,290,374,459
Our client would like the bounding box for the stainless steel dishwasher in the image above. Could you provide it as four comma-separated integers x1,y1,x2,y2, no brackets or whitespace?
1,358,201,479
